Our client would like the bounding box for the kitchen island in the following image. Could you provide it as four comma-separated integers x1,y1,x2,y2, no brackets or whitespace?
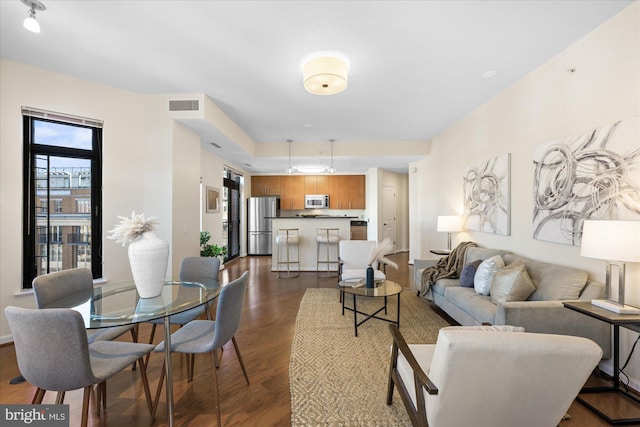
270,216,355,272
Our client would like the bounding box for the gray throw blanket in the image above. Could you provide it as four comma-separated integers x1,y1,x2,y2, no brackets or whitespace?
420,241,477,299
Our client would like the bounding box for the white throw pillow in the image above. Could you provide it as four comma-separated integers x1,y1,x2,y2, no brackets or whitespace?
474,255,505,295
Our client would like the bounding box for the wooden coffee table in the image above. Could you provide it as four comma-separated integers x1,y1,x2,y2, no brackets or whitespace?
338,279,402,337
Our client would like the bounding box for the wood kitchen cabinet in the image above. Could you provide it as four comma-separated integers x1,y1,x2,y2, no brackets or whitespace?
329,175,365,209
280,176,305,210
251,176,280,196
304,175,329,195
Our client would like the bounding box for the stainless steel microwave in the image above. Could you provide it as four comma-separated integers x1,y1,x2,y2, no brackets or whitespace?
305,194,329,209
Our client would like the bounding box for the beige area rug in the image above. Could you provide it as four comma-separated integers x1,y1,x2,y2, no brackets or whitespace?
290,288,451,426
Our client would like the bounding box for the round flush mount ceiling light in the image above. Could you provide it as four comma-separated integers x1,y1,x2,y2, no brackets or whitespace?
302,52,349,95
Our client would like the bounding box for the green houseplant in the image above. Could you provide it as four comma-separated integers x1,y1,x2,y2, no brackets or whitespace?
200,231,228,258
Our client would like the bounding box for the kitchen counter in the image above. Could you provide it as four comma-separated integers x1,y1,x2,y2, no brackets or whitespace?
270,217,352,272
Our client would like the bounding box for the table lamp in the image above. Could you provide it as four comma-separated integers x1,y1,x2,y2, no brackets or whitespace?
437,215,463,251
580,220,640,314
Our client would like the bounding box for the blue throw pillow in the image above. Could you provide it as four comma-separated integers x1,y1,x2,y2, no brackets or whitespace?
460,259,482,288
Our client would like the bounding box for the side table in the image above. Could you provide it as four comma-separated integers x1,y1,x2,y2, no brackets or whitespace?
564,301,640,425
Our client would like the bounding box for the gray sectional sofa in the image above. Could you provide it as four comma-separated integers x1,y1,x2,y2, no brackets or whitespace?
414,246,611,358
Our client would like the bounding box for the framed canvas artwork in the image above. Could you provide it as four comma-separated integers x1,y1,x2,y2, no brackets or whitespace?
206,186,220,213
532,116,640,246
463,153,511,235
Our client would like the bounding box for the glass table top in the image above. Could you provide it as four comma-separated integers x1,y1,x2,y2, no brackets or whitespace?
50,279,221,329
338,279,403,297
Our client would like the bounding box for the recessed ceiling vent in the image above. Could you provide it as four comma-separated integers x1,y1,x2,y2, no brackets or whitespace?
210,142,222,149
169,100,199,111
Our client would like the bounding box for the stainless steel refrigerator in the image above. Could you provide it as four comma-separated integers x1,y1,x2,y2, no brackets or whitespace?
247,196,280,255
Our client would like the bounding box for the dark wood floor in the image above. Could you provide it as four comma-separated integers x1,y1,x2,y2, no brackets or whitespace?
0,253,624,426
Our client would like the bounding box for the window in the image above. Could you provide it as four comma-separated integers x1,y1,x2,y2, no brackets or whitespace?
22,108,103,288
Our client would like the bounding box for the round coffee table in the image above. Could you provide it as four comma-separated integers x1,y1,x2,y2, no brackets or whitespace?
338,279,402,337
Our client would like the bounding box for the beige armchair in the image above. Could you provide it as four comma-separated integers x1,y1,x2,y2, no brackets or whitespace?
387,324,602,427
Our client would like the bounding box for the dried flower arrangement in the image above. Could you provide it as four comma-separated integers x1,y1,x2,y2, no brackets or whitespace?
368,237,399,269
107,211,158,246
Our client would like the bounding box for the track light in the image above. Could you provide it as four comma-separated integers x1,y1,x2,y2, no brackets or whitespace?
21,0,46,33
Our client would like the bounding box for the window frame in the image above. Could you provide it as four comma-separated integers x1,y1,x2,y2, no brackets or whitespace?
22,114,103,288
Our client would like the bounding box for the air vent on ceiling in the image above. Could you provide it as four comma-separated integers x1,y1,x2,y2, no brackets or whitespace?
169,100,199,111
210,142,222,149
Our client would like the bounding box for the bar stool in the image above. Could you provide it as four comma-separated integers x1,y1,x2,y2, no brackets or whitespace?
316,228,340,277
275,228,300,278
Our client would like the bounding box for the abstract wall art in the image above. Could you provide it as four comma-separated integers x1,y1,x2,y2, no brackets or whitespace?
463,153,511,235
533,116,640,246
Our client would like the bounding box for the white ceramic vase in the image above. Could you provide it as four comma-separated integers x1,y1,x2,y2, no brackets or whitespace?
128,231,169,298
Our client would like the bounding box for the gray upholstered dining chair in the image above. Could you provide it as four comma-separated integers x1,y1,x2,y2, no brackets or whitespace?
5,306,155,427
32,268,136,344
146,256,221,346
152,270,250,427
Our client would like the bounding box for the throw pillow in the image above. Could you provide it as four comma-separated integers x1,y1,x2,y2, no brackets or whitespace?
490,263,536,304
474,255,505,295
460,259,483,287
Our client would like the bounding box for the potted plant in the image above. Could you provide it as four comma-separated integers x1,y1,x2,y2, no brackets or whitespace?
200,231,228,268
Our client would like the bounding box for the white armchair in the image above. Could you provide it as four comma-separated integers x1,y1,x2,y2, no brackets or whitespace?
338,240,386,282
387,324,602,427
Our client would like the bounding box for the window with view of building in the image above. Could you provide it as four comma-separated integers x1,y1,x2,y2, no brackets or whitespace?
22,108,103,288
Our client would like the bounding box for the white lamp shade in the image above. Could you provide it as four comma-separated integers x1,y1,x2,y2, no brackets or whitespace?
580,220,640,262
303,56,349,95
437,215,463,233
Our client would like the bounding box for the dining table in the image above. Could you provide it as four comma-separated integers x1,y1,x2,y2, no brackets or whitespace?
63,278,221,427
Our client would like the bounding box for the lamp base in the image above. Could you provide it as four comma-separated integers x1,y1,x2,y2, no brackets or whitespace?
591,299,640,314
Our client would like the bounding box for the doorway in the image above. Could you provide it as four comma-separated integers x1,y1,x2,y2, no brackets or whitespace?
223,169,242,261
382,185,396,247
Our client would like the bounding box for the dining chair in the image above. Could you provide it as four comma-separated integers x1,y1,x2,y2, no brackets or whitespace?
5,306,155,427
146,256,221,348
152,270,250,427
32,268,137,344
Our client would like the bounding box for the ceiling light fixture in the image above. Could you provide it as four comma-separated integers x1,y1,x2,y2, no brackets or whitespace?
302,52,349,95
329,139,336,174
21,0,45,33
287,139,293,174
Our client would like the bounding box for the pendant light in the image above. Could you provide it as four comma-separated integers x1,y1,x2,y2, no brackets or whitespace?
287,139,293,174
329,139,336,174
21,0,46,33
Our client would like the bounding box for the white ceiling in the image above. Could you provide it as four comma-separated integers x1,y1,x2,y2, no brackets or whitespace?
0,0,632,174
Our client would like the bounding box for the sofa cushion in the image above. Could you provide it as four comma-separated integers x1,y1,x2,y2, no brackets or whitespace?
503,254,588,301
490,263,536,304
460,260,482,288
431,278,460,297
474,255,505,296
444,287,497,325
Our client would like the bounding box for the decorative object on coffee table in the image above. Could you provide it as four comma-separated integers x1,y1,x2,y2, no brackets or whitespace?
367,237,398,278
107,211,169,298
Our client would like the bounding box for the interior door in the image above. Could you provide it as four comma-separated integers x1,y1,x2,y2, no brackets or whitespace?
382,185,396,245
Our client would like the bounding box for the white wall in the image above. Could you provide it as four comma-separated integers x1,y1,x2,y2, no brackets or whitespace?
200,149,226,248
409,3,640,388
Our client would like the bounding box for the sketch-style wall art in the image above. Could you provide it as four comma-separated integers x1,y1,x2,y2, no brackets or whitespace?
463,153,511,235
533,116,640,246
